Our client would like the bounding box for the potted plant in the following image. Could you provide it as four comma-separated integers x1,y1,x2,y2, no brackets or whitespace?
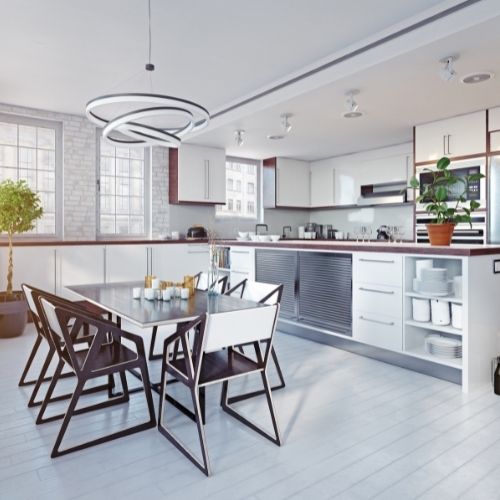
0,179,43,338
408,157,484,246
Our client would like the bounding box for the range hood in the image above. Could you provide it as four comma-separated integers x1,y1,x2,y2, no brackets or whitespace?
357,180,407,206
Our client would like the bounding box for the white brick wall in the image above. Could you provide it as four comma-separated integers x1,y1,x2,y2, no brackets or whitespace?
151,147,169,238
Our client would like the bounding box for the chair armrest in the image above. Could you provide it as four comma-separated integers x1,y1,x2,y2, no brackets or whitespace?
163,316,204,348
225,278,247,297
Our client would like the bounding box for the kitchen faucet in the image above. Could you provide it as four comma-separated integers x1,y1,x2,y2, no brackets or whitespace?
255,223,268,235
282,226,292,239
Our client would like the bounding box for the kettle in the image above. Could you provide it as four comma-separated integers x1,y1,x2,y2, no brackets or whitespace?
377,225,391,241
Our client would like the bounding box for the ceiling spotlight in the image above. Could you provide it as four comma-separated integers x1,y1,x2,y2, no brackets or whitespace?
280,113,293,133
461,72,494,84
439,55,458,81
267,134,285,140
235,129,245,147
342,90,363,118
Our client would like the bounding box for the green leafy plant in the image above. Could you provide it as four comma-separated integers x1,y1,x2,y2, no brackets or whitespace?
0,180,43,296
408,157,484,225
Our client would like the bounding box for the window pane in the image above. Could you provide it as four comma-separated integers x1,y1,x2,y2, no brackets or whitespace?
19,147,35,169
37,128,55,150
116,196,129,214
100,215,115,234
0,122,17,145
130,148,144,160
130,160,143,178
37,149,55,170
18,125,36,147
100,175,115,196
0,145,18,167
130,178,143,197
129,216,144,234
130,196,143,214
115,147,130,159
100,141,115,157
37,170,55,191
236,200,241,211
37,213,55,234
19,169,36,188
116,177,129,197
101,156,115,176
100,195,115,214
116,158,129,176
0,167,17,181
39,191,55,212
116,216,129,234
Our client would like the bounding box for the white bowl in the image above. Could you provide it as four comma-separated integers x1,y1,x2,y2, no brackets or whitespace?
258,235,271,242
249,234,259,242
269,235,280,242
238,231,249,239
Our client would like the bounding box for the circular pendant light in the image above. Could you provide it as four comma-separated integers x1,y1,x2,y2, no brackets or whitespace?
85,0,210,148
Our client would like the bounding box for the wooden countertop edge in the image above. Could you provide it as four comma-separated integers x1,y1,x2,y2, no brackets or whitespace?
219,240,500,257
0,239,209,247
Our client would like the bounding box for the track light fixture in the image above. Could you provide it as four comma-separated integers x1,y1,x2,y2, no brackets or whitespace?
280,113,293,133
439,55,458,82
235,129,245,147
342,90,363,118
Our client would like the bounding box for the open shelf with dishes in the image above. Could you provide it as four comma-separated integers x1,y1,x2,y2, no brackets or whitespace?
404,291,462,304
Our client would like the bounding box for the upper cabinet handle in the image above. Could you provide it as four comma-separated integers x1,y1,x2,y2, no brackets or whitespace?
443,135,446,156
447,134,451,155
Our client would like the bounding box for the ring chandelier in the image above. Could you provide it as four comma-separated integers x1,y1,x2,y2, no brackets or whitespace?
85,0,209,148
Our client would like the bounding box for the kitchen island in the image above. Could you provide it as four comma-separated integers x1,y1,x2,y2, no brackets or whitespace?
220,240,500,392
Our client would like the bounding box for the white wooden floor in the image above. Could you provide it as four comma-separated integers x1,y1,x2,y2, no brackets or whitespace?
2,326,500,500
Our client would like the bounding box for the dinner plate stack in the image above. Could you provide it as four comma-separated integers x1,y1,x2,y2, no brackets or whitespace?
425,334,462,359
418,268,452,296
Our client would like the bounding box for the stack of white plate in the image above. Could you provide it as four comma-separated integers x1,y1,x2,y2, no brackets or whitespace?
418,268,451,296
425,334,462,359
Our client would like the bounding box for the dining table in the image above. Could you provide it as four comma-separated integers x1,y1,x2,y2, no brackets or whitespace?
66,281,270,421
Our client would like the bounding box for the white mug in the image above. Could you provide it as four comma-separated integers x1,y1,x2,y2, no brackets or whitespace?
155,289,162,300
181,288,190,299
132,287,142,299
171,231,180,240
162,289,172,301
144,288,155,301
152,278,160,289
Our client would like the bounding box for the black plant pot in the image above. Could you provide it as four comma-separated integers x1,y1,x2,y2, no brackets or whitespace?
0,292,28,338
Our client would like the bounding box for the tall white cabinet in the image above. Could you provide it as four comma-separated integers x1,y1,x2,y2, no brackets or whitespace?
276,158,310,208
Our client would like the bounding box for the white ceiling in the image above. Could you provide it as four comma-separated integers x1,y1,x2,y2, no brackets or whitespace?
1,0,499,161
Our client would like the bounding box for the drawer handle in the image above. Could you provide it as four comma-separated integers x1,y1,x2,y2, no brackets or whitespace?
359,287,395,295
359,315,395,326
359,258,395,264
232,250,250,254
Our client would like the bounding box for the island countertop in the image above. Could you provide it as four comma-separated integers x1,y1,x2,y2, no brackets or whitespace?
219,239,500,257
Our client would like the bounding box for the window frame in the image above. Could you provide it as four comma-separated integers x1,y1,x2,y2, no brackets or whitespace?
215,156,261,221
96,132,151,239
0,112,63,239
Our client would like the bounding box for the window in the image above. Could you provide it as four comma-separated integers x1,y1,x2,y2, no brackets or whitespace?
0,115,62,235
98,138,150,235
216,158,259,219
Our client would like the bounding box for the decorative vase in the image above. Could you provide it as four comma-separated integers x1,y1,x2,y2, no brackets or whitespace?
0,292,28,338
207,247,220,295
426,223,455,246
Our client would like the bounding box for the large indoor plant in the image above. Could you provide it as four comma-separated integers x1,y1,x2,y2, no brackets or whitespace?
409,156,484,246
0,179,43,337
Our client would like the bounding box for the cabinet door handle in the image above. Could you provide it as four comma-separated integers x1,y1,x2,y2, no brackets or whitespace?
359,287,395,295
276,167,280,205
231,250,250,254
207,160,210,199
443,135,446,156
447,134,451,155
359,315,395,326
359,258,395,264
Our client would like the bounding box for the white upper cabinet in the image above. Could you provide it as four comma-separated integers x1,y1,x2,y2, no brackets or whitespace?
172,144,226,204
489,107,500,131
310,159,335,207
415,110,486,163
276,158,310,208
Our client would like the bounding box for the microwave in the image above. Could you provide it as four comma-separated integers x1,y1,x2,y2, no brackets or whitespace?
415,157,486,212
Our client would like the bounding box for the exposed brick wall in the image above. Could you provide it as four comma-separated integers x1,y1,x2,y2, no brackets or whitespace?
151,146,169,238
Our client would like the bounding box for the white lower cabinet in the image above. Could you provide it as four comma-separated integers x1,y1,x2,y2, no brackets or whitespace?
352,251,403,352
56,246,105,300
229,247,255,287
0,246,57,293
105,244,150,283
152,244,209,282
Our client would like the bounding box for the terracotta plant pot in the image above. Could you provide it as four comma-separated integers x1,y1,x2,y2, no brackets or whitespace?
426,223,455,246
0,291,28,338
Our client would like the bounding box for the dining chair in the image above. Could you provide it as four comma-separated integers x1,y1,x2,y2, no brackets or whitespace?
20,283,116,409
35,292,156,458
158,303,281,476
148,272,228,361
225,279,286,403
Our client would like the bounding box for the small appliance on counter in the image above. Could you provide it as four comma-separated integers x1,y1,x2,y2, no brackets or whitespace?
186,225,207,239
376,225,391,241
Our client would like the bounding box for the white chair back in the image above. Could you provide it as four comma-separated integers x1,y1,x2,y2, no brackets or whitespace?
196,272,225,294
236,280,281,305
203,304,279,353
22,284,38,315
40,298,65,340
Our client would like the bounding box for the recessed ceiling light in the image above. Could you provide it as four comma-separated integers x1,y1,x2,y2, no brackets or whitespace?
267,134,285,140
461,72,494,84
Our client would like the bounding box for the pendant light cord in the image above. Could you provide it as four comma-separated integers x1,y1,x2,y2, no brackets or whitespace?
148,0,152,67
